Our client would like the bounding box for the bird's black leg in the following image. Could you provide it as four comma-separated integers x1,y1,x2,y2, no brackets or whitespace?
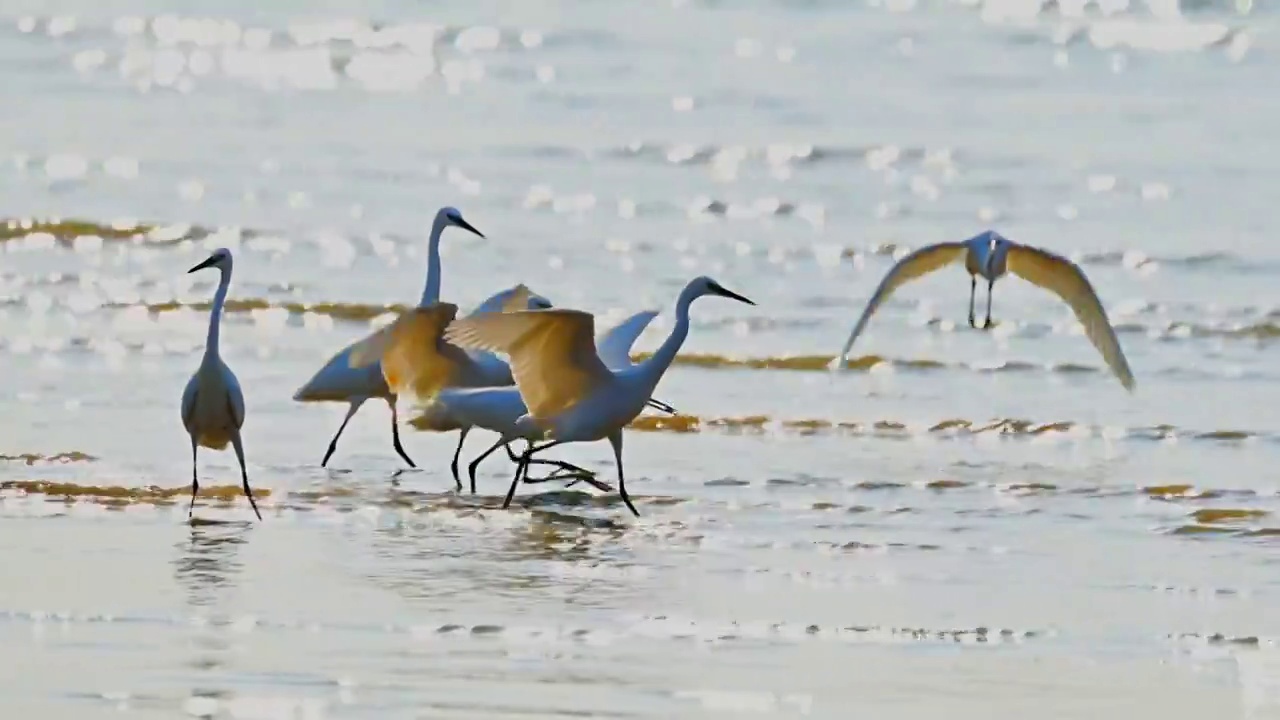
505,440,597,482
503,440,564,509
982,279,994,330
968,276,977,328
608,430,639,517
189,438,199,519
231,433,263,521
449,427,470,491
388,398,417,468
321,401,361,467
468,436,508,495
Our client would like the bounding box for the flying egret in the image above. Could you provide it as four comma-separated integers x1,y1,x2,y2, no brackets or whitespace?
419,309,678,493
443,276,756,516
292,206,484,468
181,247,263,521
832,230,1136,391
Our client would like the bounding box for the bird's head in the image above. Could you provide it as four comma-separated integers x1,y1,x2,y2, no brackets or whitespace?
188,247,233,274
528,295,553,310
690,276,755,306
436,206,484,239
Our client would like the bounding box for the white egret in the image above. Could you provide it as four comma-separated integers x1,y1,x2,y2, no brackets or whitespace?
832,230,1136,391
444,276,756,516
292,206,484,468
180,247,262,521
418,309,678,492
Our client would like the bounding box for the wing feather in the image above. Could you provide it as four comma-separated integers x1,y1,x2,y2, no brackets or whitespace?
596,310,659,369
349,303,465,400
445,309,612,419
1005,244,1135,391
833,242,968,367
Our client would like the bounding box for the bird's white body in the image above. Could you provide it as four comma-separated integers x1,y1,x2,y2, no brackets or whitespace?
180,247,261,520
182,356,245,451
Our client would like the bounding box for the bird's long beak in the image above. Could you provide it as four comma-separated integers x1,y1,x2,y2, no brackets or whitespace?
454,217,485,239
187,255,218,273
645,398,678,415
714,285,756,306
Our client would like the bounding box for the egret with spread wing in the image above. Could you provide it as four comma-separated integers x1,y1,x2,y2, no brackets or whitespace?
293,206,483,468
444,277,755,516
422,309,679,493
832,230,1135,391
180,248,262,521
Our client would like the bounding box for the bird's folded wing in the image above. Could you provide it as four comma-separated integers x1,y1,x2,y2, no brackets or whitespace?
1005,244,1135,391
835,242,968,366
445,309,612,418
596,310,659,369
349,304,462,399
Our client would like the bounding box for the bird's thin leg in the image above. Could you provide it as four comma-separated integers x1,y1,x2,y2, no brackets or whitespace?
189,438,200,519
388,397,416,468
504,439,599,485
230,432,263,521
968,276,977,328
608,429,639,517
982,279,994,330
468,436,508,495
321,401,362,467
449,427,470,491
504,440,564,509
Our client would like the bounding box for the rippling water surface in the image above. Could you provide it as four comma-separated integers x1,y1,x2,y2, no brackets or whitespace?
3,0,1280,717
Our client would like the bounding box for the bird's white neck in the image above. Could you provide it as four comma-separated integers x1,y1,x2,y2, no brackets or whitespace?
203,268,231,365
418,214,447,307
634,284,698,391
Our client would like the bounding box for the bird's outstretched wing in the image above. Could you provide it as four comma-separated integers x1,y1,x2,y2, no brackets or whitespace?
348,303,463,400
596,310,659,370
445,309,612,419
1005,244,1135,391
833,242,968,368
465,284,543,318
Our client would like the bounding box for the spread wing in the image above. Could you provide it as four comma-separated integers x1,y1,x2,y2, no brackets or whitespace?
444,309,612,419
596,310,659,370
1005,244,1135,391
833,242,968,368
466,284,540,318
348,303,463,400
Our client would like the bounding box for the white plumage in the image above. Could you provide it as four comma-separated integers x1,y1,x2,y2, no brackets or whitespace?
180,247,262,521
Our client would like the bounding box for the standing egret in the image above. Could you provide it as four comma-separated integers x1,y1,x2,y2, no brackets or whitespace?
419,310,679,492
832,230,1136,391
443,276,756,516
181,247,262,521
292,206,484,468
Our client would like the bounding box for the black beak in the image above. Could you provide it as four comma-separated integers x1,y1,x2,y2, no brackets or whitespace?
454,217,485,239
645,398,678,415
713,284,755,306
187,256,218,273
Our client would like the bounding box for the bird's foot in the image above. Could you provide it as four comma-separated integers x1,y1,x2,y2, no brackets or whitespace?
967,315,976,328
981,317,993,330
523,472,613,493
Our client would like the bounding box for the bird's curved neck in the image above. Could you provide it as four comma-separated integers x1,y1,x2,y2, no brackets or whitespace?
204,268,231,364
419,215,447,307
635,285,697,388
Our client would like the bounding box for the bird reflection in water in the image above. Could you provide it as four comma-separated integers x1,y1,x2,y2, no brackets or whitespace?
173,519,251,610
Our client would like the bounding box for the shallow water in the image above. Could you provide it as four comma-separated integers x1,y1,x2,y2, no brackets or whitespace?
2,0,1280,717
